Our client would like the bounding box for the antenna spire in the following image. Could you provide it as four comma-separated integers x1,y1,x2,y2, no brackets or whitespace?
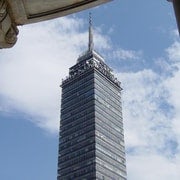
88,12,94,51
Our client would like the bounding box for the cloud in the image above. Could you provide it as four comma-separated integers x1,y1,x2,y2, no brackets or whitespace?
115,34,180,179
0,17,109,134
0,18,83,133
127,154,180,180
112,48,143,60
166,41,180,62
164,40,180,149
117,69,175,154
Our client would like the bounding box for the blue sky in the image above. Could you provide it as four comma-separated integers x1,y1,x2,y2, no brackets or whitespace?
0,0,180,179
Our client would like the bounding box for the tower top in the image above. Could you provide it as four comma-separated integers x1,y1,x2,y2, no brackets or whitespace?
77,13,105,63
88,12,94,51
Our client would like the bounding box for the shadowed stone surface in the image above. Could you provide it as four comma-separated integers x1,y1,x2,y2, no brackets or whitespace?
0,0,111,48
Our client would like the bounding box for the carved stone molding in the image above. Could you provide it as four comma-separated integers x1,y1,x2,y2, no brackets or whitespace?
0,0,111,48
0,0,18,48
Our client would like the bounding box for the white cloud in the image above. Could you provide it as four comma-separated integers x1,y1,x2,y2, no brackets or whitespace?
115,36,180,179
127,154,180,180
117,69,174,152
116,67,180,179
0,18,82,133
164,42,180,150
0,17,109,134
112,48,142,60
166,41,180,62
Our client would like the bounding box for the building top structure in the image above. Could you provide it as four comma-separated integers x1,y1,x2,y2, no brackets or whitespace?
0,0,112,48
62,14,120,88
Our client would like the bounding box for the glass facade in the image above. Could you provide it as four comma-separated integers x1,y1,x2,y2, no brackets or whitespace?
57,50,127,180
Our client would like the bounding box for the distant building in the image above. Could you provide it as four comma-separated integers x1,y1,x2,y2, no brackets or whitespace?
57,15,127,180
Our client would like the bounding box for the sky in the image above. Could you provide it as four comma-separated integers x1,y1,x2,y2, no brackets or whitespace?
0,0,180,179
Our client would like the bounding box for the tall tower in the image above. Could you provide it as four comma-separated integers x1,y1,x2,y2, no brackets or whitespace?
57,15,127,180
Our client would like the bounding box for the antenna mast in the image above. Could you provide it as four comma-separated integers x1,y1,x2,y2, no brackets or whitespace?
88,13,94,51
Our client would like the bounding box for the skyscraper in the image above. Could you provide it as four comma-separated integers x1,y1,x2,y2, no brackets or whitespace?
57,15,127,180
